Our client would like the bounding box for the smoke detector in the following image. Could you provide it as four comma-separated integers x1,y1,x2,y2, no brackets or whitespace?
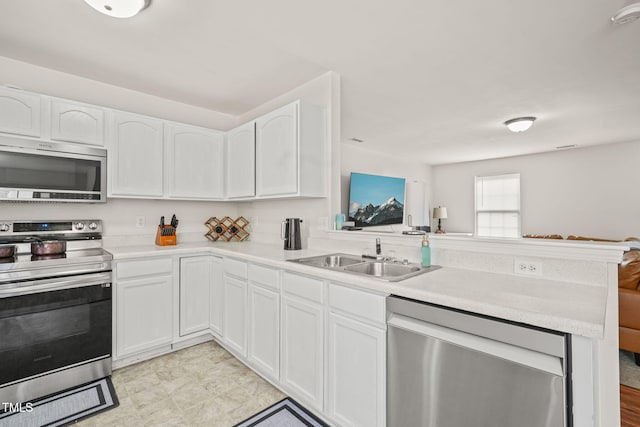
611,2,640,24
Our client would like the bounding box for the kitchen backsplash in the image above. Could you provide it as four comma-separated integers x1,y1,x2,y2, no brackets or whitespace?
239,197,330,248
0,198,237,240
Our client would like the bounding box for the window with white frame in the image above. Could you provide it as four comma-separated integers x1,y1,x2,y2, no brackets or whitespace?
475,173,521,238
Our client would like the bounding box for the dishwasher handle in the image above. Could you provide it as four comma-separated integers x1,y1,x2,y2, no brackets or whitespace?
388,313,564,376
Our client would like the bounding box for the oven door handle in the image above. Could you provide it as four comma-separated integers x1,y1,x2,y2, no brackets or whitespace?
0,272,112,298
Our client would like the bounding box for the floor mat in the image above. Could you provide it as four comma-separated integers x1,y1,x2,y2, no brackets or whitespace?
0,376,118,427
234,397,328,427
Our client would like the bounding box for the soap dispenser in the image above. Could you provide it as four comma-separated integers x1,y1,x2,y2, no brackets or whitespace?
421,235,431,267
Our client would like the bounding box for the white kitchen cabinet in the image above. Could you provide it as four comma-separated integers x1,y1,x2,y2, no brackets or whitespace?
50,100,105,145
223,259,248,357
180,255,215,337
248,284,280,380
166,123,225,199
255,100,326,198
256,102,296,196
280,271,325,411
0,87,41,137
108,111,164,197
281,295,324,411
115,257,173,359
327,283,386,427
226,121,255,199
209,256,224,337
328,313,386,427
223,276,247,357
247,263,280,381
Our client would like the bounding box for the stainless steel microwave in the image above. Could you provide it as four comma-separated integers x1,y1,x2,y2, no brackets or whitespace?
0,136,107,203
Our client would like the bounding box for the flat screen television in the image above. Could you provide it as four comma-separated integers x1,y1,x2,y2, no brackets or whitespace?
348,172,406,227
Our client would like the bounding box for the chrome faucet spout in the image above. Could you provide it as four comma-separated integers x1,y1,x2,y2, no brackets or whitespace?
376,238,381,255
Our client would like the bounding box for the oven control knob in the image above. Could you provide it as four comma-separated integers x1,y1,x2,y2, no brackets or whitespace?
88,222,98,230
0,223,9,232
74,222,85,231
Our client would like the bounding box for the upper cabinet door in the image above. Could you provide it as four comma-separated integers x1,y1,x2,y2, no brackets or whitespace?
226,122,256,199
109,111,164,197
0,87,41,137
51,100,105,146
166,123,224,199
255,102,298,197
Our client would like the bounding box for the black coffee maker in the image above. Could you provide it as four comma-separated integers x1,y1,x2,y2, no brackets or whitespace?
281,218,303,250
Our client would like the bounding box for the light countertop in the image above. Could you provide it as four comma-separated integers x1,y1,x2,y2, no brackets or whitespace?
105,240,608,339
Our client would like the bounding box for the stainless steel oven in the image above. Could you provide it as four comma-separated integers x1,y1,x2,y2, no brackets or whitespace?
0,135,106,203
0,220,112,403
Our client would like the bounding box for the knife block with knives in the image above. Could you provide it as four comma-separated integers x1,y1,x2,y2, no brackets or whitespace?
155,214,179,246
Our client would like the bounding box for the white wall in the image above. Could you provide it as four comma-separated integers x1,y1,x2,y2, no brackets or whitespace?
341,143,432,228
432,140,640,240
0,199,236,246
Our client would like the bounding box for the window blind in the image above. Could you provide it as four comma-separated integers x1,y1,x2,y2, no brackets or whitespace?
475,173,521,238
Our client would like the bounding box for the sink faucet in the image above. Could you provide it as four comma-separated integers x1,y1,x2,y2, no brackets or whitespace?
363,238,386,260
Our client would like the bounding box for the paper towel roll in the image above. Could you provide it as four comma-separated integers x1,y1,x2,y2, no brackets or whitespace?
405,180,425,227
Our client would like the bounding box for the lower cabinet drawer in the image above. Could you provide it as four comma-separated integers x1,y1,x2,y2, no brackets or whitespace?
249,263,279,290
282,271,324,303
329,283,386,326
224,257,248,279
116,257,172,280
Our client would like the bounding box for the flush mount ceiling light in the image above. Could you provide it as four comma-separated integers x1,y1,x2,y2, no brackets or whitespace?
611,1,640,24
83,0,149,18
504,116,536,133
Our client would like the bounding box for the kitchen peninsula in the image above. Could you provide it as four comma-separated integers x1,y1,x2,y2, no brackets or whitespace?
105,232,624,427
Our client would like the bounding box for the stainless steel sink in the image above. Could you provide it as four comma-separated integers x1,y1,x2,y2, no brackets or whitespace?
289,253,364,268
287,253,439,282
344,262,420,277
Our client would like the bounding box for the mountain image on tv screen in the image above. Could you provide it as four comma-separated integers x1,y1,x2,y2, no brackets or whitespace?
348,172,406,227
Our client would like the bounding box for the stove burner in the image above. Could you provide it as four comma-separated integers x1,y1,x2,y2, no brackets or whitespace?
31,253,67,261
0,219,109,284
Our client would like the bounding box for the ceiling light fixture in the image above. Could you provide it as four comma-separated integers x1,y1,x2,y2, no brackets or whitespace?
611,1,640,24
504,116,536,133
83,0,150,18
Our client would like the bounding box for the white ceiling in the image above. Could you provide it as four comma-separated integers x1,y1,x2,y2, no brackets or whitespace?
1,0,639,165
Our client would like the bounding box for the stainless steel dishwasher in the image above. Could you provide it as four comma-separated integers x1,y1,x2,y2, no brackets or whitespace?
387,296,571,427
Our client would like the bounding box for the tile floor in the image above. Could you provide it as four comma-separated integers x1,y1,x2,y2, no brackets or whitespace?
78,340,285,426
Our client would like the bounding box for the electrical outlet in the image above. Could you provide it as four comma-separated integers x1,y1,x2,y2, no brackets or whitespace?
514,259,542,276
135,216,145,228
